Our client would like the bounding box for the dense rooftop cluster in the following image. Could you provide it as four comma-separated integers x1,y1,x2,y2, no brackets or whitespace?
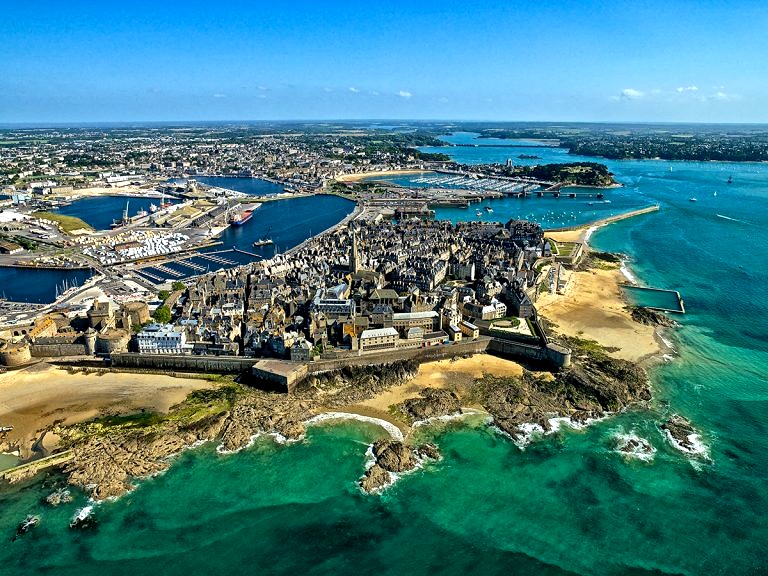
164,218,547,359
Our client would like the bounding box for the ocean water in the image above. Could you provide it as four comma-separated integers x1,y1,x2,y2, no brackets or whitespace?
2,135,768,574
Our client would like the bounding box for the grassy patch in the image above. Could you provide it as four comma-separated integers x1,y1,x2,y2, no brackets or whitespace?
33,211,94,233
67,383,245,440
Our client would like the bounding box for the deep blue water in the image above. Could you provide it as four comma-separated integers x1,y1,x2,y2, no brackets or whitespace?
0,266,92,303
188,176,285,196
2,134,768,574
54,195,178,231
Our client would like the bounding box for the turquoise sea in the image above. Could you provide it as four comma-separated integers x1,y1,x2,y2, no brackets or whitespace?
2,133,768,574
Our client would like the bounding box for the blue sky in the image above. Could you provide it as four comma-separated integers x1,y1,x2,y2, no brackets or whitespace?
2,1,766,123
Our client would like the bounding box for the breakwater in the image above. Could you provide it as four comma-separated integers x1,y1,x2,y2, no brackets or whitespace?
544,204,660,233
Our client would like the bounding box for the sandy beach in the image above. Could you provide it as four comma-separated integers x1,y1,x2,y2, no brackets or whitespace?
536,254,662,364
0,364,215,457
335,169,430,182
338,354,524,426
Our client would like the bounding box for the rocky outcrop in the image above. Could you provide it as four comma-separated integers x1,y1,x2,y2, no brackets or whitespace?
398,389,462,422
661,415,704,455
48,340,651,499
415,442,441,461
372,439,417,472
359,439,442,494
44,488,73,506
473,344,651,440
630,306,677,327
301,361,419,405
360,464,391,493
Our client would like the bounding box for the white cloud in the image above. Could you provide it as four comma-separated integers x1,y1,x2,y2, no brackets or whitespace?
437,96,449,104
708,90,738,102
398,90,412,99
676,85,699,92
212,93,226,99
370,90,380,96
619,88,644,100
349,86,360,93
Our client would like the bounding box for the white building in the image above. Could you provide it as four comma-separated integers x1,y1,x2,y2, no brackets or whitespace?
136,323,189,354
359,327,398,352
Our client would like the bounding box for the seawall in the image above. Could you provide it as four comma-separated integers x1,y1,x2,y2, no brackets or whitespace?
544,204,660,233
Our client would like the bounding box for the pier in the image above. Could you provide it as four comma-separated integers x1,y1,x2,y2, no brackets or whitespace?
233,247,264,259
154,264,183,277
175,259,205,272
198,252,237,266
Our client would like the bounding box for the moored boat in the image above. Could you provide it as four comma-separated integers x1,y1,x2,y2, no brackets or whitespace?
230,209,254,226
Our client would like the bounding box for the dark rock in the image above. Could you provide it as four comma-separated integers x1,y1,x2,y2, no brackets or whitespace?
661,415,699,452
12,515,39,541
359,464,390,493
399,389,462,422
416,442,441,461
630,307,676,328
372,439,417,473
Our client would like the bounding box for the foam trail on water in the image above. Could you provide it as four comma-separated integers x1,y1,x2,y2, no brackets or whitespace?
304,412,404,441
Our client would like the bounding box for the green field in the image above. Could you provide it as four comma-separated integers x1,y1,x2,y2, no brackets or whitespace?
33,211,94,233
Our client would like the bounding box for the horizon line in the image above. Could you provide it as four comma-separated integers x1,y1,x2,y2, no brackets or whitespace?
2,119,768,129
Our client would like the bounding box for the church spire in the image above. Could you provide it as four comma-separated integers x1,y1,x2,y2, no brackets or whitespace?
350,229,360,273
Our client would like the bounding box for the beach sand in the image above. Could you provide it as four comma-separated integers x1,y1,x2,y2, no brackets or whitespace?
335,169,429,182
536,265,661,363
337,354,524,427
0,364,214,457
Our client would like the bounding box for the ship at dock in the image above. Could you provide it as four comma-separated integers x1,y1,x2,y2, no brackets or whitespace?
229,209,254,226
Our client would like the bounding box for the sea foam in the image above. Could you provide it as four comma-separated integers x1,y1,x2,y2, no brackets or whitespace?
304,412,404,442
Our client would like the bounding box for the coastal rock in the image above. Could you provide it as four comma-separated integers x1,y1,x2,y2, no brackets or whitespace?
630,306,676,328
661,415,704,455
359,464,391,493
44,488,73,507
13,515,39,541
616,434,654,458
474,340,650,446
359,440,434,493
416,442,441,461
372,439,417,473
302,360,419,403
398,389,462,422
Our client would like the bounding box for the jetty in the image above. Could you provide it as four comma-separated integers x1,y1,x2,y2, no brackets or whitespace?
544,204,660,233
1,450,74,483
